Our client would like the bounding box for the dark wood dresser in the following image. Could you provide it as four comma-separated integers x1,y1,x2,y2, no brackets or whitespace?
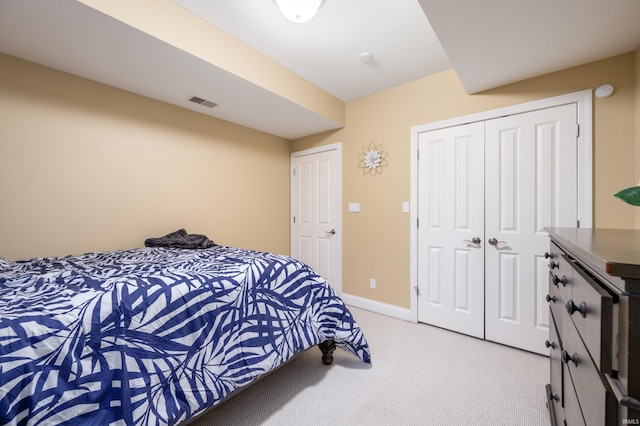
546,228,640,425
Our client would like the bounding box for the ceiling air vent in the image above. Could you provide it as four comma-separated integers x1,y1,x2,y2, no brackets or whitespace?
188,96,217,108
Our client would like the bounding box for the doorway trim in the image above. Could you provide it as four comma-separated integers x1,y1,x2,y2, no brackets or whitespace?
291,142,343,295
409,90,593,323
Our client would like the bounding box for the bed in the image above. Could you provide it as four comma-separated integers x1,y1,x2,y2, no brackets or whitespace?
0,243,371,425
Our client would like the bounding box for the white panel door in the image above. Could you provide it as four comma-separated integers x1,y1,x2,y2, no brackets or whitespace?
484,104,577,355
292,148,339,292
417,122,485,338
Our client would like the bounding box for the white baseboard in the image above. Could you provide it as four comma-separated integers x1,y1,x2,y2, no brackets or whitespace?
340,293,412,322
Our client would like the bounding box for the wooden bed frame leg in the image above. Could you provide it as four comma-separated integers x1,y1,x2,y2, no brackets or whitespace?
318,339,336,365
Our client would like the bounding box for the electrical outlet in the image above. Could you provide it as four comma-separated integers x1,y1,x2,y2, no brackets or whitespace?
370,278,376,289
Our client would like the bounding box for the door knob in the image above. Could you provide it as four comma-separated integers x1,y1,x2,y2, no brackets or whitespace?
326,229,336,236
463,237,481,245
488,238,506,246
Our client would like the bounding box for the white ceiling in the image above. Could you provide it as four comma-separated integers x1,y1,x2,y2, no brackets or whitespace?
1,0,639,139
176,0,452,102
420,0,640,93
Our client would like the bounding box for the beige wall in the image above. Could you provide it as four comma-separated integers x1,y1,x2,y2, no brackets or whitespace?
636,46,640,227
1,48,638,311
0,53,292,261
294,52,638,309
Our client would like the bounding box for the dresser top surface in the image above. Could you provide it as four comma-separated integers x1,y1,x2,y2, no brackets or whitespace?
547,227,640,284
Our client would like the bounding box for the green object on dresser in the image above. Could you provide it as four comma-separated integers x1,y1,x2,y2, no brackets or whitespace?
614,185,640,206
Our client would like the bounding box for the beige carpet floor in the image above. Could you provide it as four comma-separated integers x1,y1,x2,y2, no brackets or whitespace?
186,306,550,426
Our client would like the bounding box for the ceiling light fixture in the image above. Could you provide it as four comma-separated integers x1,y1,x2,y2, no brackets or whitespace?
274,0,323,23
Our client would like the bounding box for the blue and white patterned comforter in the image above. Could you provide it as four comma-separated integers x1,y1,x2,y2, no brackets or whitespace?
0,246,370,425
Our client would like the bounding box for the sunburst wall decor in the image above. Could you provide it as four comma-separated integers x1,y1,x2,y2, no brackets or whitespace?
358,142,388,177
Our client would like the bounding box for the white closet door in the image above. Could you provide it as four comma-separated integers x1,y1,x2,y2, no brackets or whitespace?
484,104,577,355
417,122,485,338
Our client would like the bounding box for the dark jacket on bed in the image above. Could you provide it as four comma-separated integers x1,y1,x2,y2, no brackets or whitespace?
144,229,216,249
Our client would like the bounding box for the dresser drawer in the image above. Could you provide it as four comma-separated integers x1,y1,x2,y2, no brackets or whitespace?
548,272,565,335
547,243,572,315
547,243,569,282
564,261,614,373
548,312,564,426
555,256,575,309
562,314,617,426
563,365,586,426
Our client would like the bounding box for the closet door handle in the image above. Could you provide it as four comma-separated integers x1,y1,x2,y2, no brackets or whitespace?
488,238,506,246
463,237,481,245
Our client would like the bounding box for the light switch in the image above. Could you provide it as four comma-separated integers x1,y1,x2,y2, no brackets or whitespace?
348,203,360,213
402,202,410,213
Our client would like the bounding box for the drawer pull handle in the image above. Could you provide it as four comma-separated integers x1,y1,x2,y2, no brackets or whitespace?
552,275,567,287
545,294,557,304
544,252,554,259
548,261,559,270
545,340,557,349
566,299,587,318
561,350,578,366
621,396,640,410
551,393,560,403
